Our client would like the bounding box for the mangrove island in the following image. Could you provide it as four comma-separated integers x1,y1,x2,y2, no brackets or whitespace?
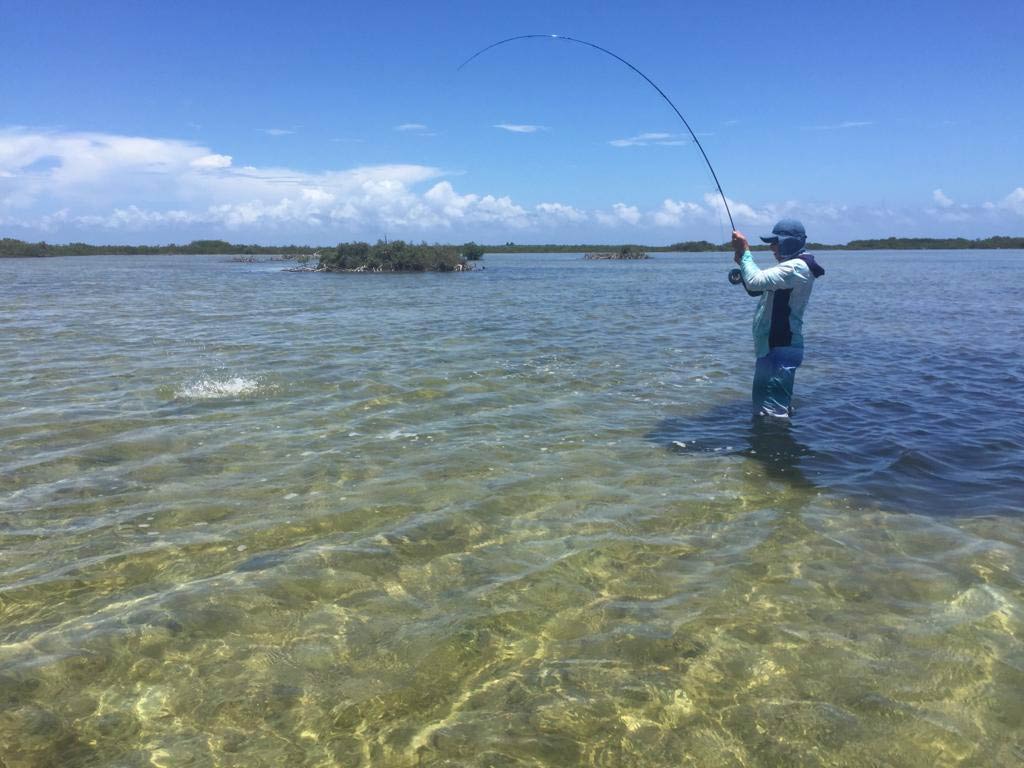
584,245,649,260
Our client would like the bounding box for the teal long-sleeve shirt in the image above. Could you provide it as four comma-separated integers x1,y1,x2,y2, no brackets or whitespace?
739,249,817,358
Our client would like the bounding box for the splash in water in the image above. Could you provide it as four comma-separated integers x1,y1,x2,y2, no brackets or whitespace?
175,375,260,400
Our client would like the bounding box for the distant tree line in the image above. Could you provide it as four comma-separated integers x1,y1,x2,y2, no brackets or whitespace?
0,238,319,258
3,235,1023,259
831,236,1024,250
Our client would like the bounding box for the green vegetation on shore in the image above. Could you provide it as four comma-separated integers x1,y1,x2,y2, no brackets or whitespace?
826,235,1024,250
0,238,316,258
584,245,649,259
2,235,1023,260
318,241,478,272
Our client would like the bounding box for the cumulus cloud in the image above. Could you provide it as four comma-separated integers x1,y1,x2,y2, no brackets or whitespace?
595,203,642,226
0,130,233,210
76,205,194,228
924,187,1024,223
0,128,561,238
651,198,706,226
4,128,1018,242
493,124,546,134
0,130,825,240
535,202,586,222
999,187,1024,216
422,181,529,227
703,193,773,225
932,188,954,208
0,128,469,232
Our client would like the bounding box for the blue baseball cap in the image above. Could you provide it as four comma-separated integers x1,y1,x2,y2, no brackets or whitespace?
760,218,806,243
761,218,807,256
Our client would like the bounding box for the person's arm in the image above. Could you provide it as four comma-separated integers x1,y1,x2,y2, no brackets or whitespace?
740,255,805,291
731,230,806,291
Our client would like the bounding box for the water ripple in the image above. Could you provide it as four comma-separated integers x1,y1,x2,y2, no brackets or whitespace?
2,252,1023,765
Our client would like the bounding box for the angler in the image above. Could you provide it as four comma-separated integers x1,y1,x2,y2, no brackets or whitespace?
731,220,825,419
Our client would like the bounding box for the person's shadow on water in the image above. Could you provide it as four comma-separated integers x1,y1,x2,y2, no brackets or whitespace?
648,389,1024,517
646,401,818,490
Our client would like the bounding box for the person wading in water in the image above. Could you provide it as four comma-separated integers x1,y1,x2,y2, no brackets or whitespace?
731,219,825,418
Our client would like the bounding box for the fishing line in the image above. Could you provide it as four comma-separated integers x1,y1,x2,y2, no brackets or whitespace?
458,33,735,231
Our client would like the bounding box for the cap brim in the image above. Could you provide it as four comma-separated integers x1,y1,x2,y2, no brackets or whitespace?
759,235,779,244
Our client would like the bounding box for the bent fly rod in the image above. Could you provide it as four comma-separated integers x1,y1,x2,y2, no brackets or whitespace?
458,34,735,231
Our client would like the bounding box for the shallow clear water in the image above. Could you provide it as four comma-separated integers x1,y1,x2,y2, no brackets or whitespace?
2,251,1022,767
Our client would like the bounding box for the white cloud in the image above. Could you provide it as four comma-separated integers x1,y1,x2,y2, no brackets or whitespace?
536,202,586,222
932,188,954,208
422,181,529,227
703,193,773,225
259,128,295,136
595,203,642,226
190,153,232,170
609,132,690,147
77,205,194,228
394,123,437,137
801,121,873,131
0,128,459,232
3,128,1019,242
999,187,1024,216
493,124,546,134
651,198,706,226
925,187,1024,222
0,130,229,210
0,131,815,239
614,203,641,225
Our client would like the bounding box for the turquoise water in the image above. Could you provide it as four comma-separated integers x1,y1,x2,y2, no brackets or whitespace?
2,251,1022,766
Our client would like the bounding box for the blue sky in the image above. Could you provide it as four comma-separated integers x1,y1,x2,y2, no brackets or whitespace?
2,0,1022,245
